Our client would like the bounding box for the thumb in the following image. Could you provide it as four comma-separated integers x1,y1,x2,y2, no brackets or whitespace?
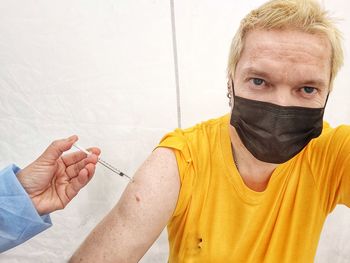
40,135,79,161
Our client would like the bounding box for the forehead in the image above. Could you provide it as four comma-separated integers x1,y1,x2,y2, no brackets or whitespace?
237,29,332,80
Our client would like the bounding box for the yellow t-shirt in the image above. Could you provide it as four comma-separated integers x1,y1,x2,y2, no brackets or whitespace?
158,114,350,263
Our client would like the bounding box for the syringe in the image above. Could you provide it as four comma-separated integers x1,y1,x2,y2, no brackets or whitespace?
73,143,133,182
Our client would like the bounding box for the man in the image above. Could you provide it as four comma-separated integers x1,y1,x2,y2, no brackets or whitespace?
0,135,100,252
70,0,349,262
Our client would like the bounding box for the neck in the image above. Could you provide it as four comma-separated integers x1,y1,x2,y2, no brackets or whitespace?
229,126,278,191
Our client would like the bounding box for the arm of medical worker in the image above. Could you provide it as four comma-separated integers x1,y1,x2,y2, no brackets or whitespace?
0,164,52,253
0,136,100,253
70,147,180,262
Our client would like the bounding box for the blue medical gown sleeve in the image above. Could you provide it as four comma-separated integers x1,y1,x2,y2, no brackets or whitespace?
0,164,52,253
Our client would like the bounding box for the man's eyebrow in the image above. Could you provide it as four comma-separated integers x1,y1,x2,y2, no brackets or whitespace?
241,67,272,79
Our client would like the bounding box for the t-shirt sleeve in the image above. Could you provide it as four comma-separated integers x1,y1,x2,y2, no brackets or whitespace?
155,129,195,218
307,124,350,213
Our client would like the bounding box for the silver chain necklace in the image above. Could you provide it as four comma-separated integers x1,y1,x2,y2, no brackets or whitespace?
231,144,239,170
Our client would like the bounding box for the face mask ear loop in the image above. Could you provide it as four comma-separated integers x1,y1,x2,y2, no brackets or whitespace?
319,92,330,121
323,92,330,109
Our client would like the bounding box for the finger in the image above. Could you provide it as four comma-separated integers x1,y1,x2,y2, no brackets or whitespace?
62,147,100,167
65,168,89,200
62,151,89,167
85,162,97,181
86,147,101,156
66,154,98,179
40,135,78,161
65,163,96,200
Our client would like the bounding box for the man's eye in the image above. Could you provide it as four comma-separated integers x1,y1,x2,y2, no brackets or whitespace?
302,86,316,94
251,78,265,86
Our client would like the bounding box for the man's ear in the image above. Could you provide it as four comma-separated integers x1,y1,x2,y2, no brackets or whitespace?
227,79,233,108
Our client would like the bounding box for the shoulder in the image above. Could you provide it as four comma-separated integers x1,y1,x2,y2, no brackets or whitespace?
158,114,229,148
305,121,350,162
311,121,350,146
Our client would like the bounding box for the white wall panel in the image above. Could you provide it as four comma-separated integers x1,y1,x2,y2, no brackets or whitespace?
0,0,175,262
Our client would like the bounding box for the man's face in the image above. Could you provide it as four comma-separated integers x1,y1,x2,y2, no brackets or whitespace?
233,29,332,108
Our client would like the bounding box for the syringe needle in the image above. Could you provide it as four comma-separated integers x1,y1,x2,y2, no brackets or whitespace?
73,143,133,181
96,158,133,181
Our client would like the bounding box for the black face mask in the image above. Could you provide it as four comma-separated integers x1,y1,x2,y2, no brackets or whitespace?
230,88,328,164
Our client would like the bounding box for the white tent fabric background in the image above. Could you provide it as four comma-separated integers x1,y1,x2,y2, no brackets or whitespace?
0,0,349,262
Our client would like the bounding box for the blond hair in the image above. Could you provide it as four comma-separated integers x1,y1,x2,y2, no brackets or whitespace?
227,0,343,89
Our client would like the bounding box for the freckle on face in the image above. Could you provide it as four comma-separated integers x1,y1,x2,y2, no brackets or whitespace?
136,195,140,202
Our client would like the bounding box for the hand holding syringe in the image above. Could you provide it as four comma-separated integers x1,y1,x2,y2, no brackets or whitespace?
73,143,133,182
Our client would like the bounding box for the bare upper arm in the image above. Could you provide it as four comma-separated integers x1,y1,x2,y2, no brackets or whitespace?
70,147,180,263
